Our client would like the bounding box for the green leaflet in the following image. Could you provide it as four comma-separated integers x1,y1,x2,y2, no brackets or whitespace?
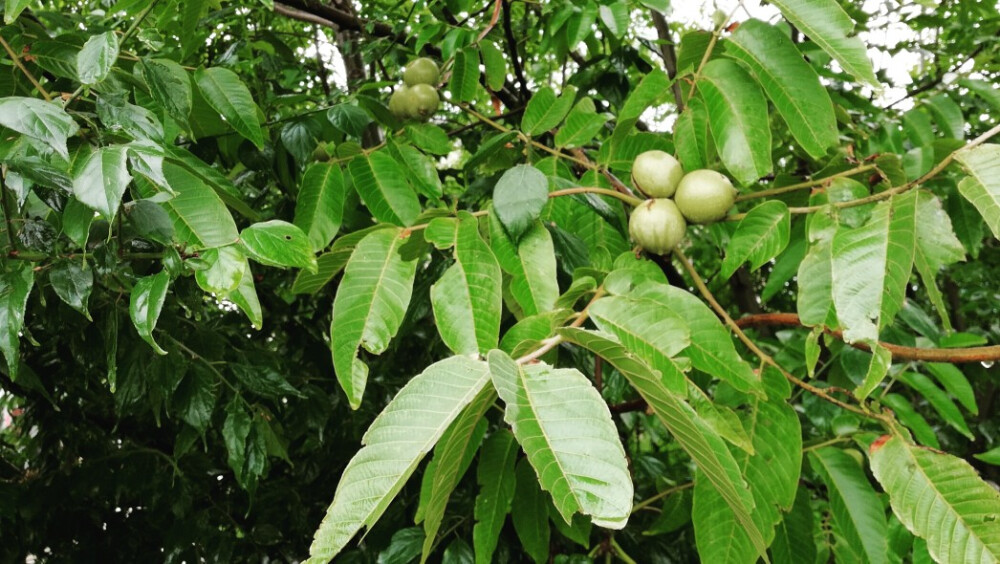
194,67,264,148
557,327,769,561
473,430,518,564
721,200,791,279
489,214,558,316
697,59,772,185
488,350,633,529
419,388,494,562
72,146,131,218
293,162,345,251
306,356,492,563
871,435,1000,564
809,447,889,564
955,144,1000,239
130,271,170,355
725,19,838,159
430,212,502,355
767,0,879,85
831,191,916,343
330,228,420,409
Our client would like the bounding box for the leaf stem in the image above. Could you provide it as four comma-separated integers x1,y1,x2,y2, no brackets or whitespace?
549,187,644,207
515,286,606,364
630,481,694,513
734,164,878,202
764,121,1000,217
674,249,892,423
685,1,744,100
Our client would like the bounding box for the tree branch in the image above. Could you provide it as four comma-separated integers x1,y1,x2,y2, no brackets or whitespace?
735,313,1000,363
501,0,529,101
649,11,684,110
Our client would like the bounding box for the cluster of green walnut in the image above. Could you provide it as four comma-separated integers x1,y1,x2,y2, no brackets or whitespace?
628,150,737,255
389,58,441,121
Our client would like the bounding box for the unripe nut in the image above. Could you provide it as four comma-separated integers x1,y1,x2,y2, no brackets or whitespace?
631,150,684,198
674,169,737,224
406,83,439,120
389,86,411,119
629,198,687,255
403,58,440,86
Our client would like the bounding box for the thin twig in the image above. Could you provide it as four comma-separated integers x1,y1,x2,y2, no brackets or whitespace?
734,164,878,202
0,35,51,101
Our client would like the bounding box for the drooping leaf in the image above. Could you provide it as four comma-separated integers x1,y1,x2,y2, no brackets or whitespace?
832,191,916,343
767,0,879,85
138,58,192,131
449,47,480,103
294,163,345,251
0,97,79,157
77,31,119,85
137,162,240,249
556,327,769,560
725,19,838,159
492,164,549,242
511,458,550,564
419,388,494,562
489,214,558,317
487,350,633,529
587,294,690,394
431,212,502,355
955,144,1000,239
305,356,491,563
330,228,419,409
871,435,1000,564
692,369,801,563
347,150,422,227
480,41,507,92
72,145,132,219
913,191,965,328
809,447,889,564
228,261,263,330
0,262,34,380
630,282,761,394
697,59,772,185
49,260,94,320
4,0,32,22
721,200,790,279
473,430,518,564
194,67,264,148
129,271,171,355
923,94,965,140
854,342,892,400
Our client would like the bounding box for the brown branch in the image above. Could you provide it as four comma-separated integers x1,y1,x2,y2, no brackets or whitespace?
276,0,403,42
501,0,529,100
610,398,647,414
649,11,684,110
736,313,1000,363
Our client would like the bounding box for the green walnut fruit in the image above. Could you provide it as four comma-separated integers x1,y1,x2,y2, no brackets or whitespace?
629,198,687,255
631,150,684,198
405,83,440,120
403,57,440,86
389,86,411,119
674,169,737,224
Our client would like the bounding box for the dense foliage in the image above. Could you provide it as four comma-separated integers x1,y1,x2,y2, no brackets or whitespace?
2,0,1000,562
